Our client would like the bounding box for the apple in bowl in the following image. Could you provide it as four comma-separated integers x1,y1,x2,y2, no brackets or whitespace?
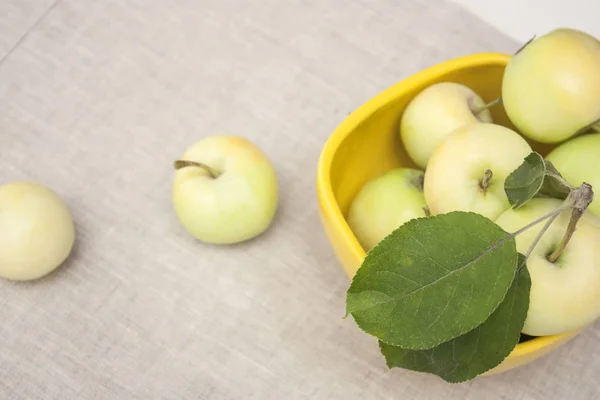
495,197,600,337
346,167,428,252
545,133,600,217
423,122,532,221
399,82,493,169
502,27,600,144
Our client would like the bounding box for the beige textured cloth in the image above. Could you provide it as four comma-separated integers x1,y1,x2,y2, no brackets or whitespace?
1,1,599,399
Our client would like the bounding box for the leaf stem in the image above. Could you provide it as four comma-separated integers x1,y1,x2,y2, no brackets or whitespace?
511,201,573,272
473,97,503,115
173,160,220,178
480,169,493,193
479,201,573,262
546,171,576,191
509,202,572,239
547,183,594,263
522,212,560,266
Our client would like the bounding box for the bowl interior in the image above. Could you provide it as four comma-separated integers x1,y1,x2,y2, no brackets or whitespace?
328,54,554,222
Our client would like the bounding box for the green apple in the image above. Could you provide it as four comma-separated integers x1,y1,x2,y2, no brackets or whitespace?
347,168,428,252
545,133,600,217
502,27,600,143
172,134,279,245
495,197,600,336
423,122,532,221
400,82,493,169
0,181,75,281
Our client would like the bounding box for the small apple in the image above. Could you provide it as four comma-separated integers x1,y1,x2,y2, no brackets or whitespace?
502,27,600,143
0,181,75,281
423,122,532,221
347,168,428,252
545,133,600,217
172,135,279,245
495,197,600,336
400,82,493,169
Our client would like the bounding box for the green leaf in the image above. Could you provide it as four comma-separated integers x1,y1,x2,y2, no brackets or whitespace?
539,160,573,200
504,152,545,208
345,211,518,350
504,152,572,209
379,254,531,383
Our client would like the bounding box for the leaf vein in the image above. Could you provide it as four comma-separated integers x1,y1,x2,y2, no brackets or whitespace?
350,237,512,314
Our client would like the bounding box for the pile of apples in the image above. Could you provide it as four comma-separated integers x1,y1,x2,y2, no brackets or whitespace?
347,27,600,338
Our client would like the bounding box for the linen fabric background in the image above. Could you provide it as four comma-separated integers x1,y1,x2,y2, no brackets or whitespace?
1,1,599,399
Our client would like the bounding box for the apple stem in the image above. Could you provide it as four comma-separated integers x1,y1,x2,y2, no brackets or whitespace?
473,97,502,115
573,116,600,137
480,169,493,193
547,183,594,263
412,174,425,191
514,35,536,55
546,208,582,264
423,205,431,217
173,160,220,178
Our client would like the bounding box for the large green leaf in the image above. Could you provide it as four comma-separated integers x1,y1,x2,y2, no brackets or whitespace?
504,152,572,209
379,256,531,383
346,211,518,350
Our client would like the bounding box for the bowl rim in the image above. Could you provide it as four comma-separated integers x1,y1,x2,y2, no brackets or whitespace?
316,52,577,359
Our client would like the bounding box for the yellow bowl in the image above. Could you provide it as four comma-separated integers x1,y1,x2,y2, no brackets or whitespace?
316,52,581,376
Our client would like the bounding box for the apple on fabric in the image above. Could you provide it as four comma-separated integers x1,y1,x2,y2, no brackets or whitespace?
347,168,428,252
502,27,600,144
399,82,493,169
0,181,76,281
172,134,279,245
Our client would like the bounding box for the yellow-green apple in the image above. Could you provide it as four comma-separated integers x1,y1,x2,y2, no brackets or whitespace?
423,122,532,221
545,133,600,217
495,197,600,336
502,27,600,143
347,168,428,251
172,135,279,245
400,82,493,169
0,181,75,281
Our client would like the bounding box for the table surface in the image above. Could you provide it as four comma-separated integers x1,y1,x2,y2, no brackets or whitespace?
2,1,599,399
451,0,600,42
